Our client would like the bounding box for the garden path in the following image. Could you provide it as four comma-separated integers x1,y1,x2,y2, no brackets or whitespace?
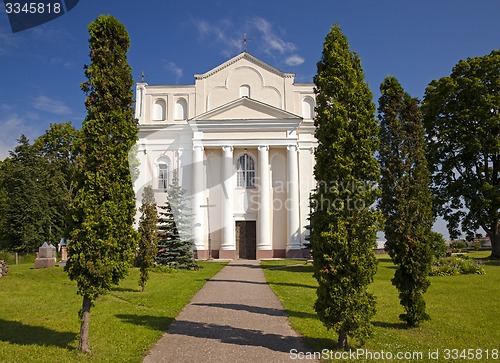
143,259,316,363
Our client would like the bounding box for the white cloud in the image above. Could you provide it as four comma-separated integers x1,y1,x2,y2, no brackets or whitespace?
48,57,74,69
192,17,305,66
0,113,37,160
28,24,74,43
249,17,296,55
32,95,72,115
192,18,241,56
285,55,305,66
0,23,73,57
194,19,211,36
163,61,184,82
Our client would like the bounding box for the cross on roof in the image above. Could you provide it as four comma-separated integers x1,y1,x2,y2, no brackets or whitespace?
241,33,252,51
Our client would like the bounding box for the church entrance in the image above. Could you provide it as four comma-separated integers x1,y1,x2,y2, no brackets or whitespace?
235,221,256,259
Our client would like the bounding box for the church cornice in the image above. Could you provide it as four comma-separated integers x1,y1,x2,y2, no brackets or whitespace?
191,96,302,121
194,52,295,80
189,118,301,132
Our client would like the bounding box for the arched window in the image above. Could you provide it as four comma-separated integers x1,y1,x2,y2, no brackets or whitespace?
302,96,315,119
157,158,170,190
239,85,250,98
236,154,255,188
174,98,188,120
153,99,166,121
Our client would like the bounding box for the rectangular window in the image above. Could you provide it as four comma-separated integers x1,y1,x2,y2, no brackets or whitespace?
236,154,255,188
158,165,169,190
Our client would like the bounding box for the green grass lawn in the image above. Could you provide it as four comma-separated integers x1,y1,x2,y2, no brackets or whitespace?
0,261,226,363
262,252,500,362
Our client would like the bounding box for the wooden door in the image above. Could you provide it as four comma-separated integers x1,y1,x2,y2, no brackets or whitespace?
235,221,256,259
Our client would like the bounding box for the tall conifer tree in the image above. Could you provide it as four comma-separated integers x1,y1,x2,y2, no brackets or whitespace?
65,15,138,353
378,76,434,327
310,24,380,349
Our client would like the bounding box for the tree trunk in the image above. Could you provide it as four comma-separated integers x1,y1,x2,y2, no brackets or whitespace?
491,233,500,259
337,331,348,350
78,295,92,354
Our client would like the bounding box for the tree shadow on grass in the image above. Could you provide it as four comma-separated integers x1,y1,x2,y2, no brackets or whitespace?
372,321,409,330
268,281,317,289
377,258,395,264
115,314,173,332
261,264,314,274
481,258,500,267
111,286,140,293
0,319,77,348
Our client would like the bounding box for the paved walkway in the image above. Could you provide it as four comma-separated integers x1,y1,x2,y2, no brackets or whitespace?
143,260,315,363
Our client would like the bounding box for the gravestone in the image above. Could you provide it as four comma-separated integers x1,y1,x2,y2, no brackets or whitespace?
34,242,56,269
58,238,69,267
0,260,8,277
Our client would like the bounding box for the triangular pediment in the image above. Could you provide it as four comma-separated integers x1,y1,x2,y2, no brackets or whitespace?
194,52,295,80
191,97,302,121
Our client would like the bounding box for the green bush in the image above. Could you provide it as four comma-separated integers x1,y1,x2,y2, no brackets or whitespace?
471,242,482,251
451,241,467,250
430,255,485,276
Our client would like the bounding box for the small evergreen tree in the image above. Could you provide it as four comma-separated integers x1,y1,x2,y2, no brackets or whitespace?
156,170,197,269
378,76,434,327
137,185,158,292
167,169,194,244
310,24,380,349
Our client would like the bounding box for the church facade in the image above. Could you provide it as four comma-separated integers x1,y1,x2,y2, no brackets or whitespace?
134,52,317,259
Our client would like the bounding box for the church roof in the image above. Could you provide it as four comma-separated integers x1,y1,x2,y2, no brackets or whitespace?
194,52,295,80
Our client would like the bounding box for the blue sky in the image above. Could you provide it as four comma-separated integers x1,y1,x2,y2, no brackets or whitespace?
1,0,499,238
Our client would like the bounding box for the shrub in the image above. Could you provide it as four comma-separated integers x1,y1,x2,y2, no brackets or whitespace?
451,241,467,250
430,255,485,276
470,242,482,251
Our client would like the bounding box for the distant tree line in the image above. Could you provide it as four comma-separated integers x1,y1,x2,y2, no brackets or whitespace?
0,122,78,252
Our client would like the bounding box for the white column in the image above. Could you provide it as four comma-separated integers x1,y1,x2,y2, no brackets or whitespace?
136,144,147,191
287,144,301,251
258,145,272,251
192,145,205,252
221,145,235,250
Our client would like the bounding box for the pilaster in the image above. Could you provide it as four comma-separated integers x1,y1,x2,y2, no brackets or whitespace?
257,145,272,258
287,144,302,257
192,145,205,257
221,145,235,253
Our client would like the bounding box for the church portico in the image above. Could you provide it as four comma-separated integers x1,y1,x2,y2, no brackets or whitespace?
134,52,317,260
187,142,304,259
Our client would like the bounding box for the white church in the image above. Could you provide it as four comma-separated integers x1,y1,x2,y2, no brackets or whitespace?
134,52,317,259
